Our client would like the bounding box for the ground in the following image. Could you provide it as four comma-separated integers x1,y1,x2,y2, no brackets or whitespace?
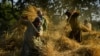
0,20,100,56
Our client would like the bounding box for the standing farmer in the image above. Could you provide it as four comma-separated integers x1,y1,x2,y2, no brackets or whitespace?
65,10,81,42
32,9,47,37
21,7,47,56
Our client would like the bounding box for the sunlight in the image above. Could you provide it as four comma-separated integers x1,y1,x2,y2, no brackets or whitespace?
14,0,18,2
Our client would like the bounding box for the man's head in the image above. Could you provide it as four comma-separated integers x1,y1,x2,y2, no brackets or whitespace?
65,10,80,19
84,19,89,24
65,10,71,18
37,10,43,17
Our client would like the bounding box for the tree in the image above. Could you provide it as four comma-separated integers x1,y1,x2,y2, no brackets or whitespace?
0,0,100,35
0,0,20,35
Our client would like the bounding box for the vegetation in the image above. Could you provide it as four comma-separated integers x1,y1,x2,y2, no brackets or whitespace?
0,0,100,56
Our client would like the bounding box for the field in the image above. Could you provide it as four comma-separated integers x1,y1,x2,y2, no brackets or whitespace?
0,19,100,56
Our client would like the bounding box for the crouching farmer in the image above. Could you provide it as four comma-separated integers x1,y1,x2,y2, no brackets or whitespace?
82,19,92,32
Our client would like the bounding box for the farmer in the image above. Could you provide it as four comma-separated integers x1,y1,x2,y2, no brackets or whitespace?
32,9,47,37
65,10,82,42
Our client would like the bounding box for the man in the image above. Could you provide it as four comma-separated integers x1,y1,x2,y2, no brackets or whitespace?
21,15,39,56
21,8,47,56
83,19,92,32
32,10,47,37
65,10,81,42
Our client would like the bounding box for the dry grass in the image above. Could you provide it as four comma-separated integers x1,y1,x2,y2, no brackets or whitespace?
1,22,100,56
22,5,37,22
0,5,100,56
